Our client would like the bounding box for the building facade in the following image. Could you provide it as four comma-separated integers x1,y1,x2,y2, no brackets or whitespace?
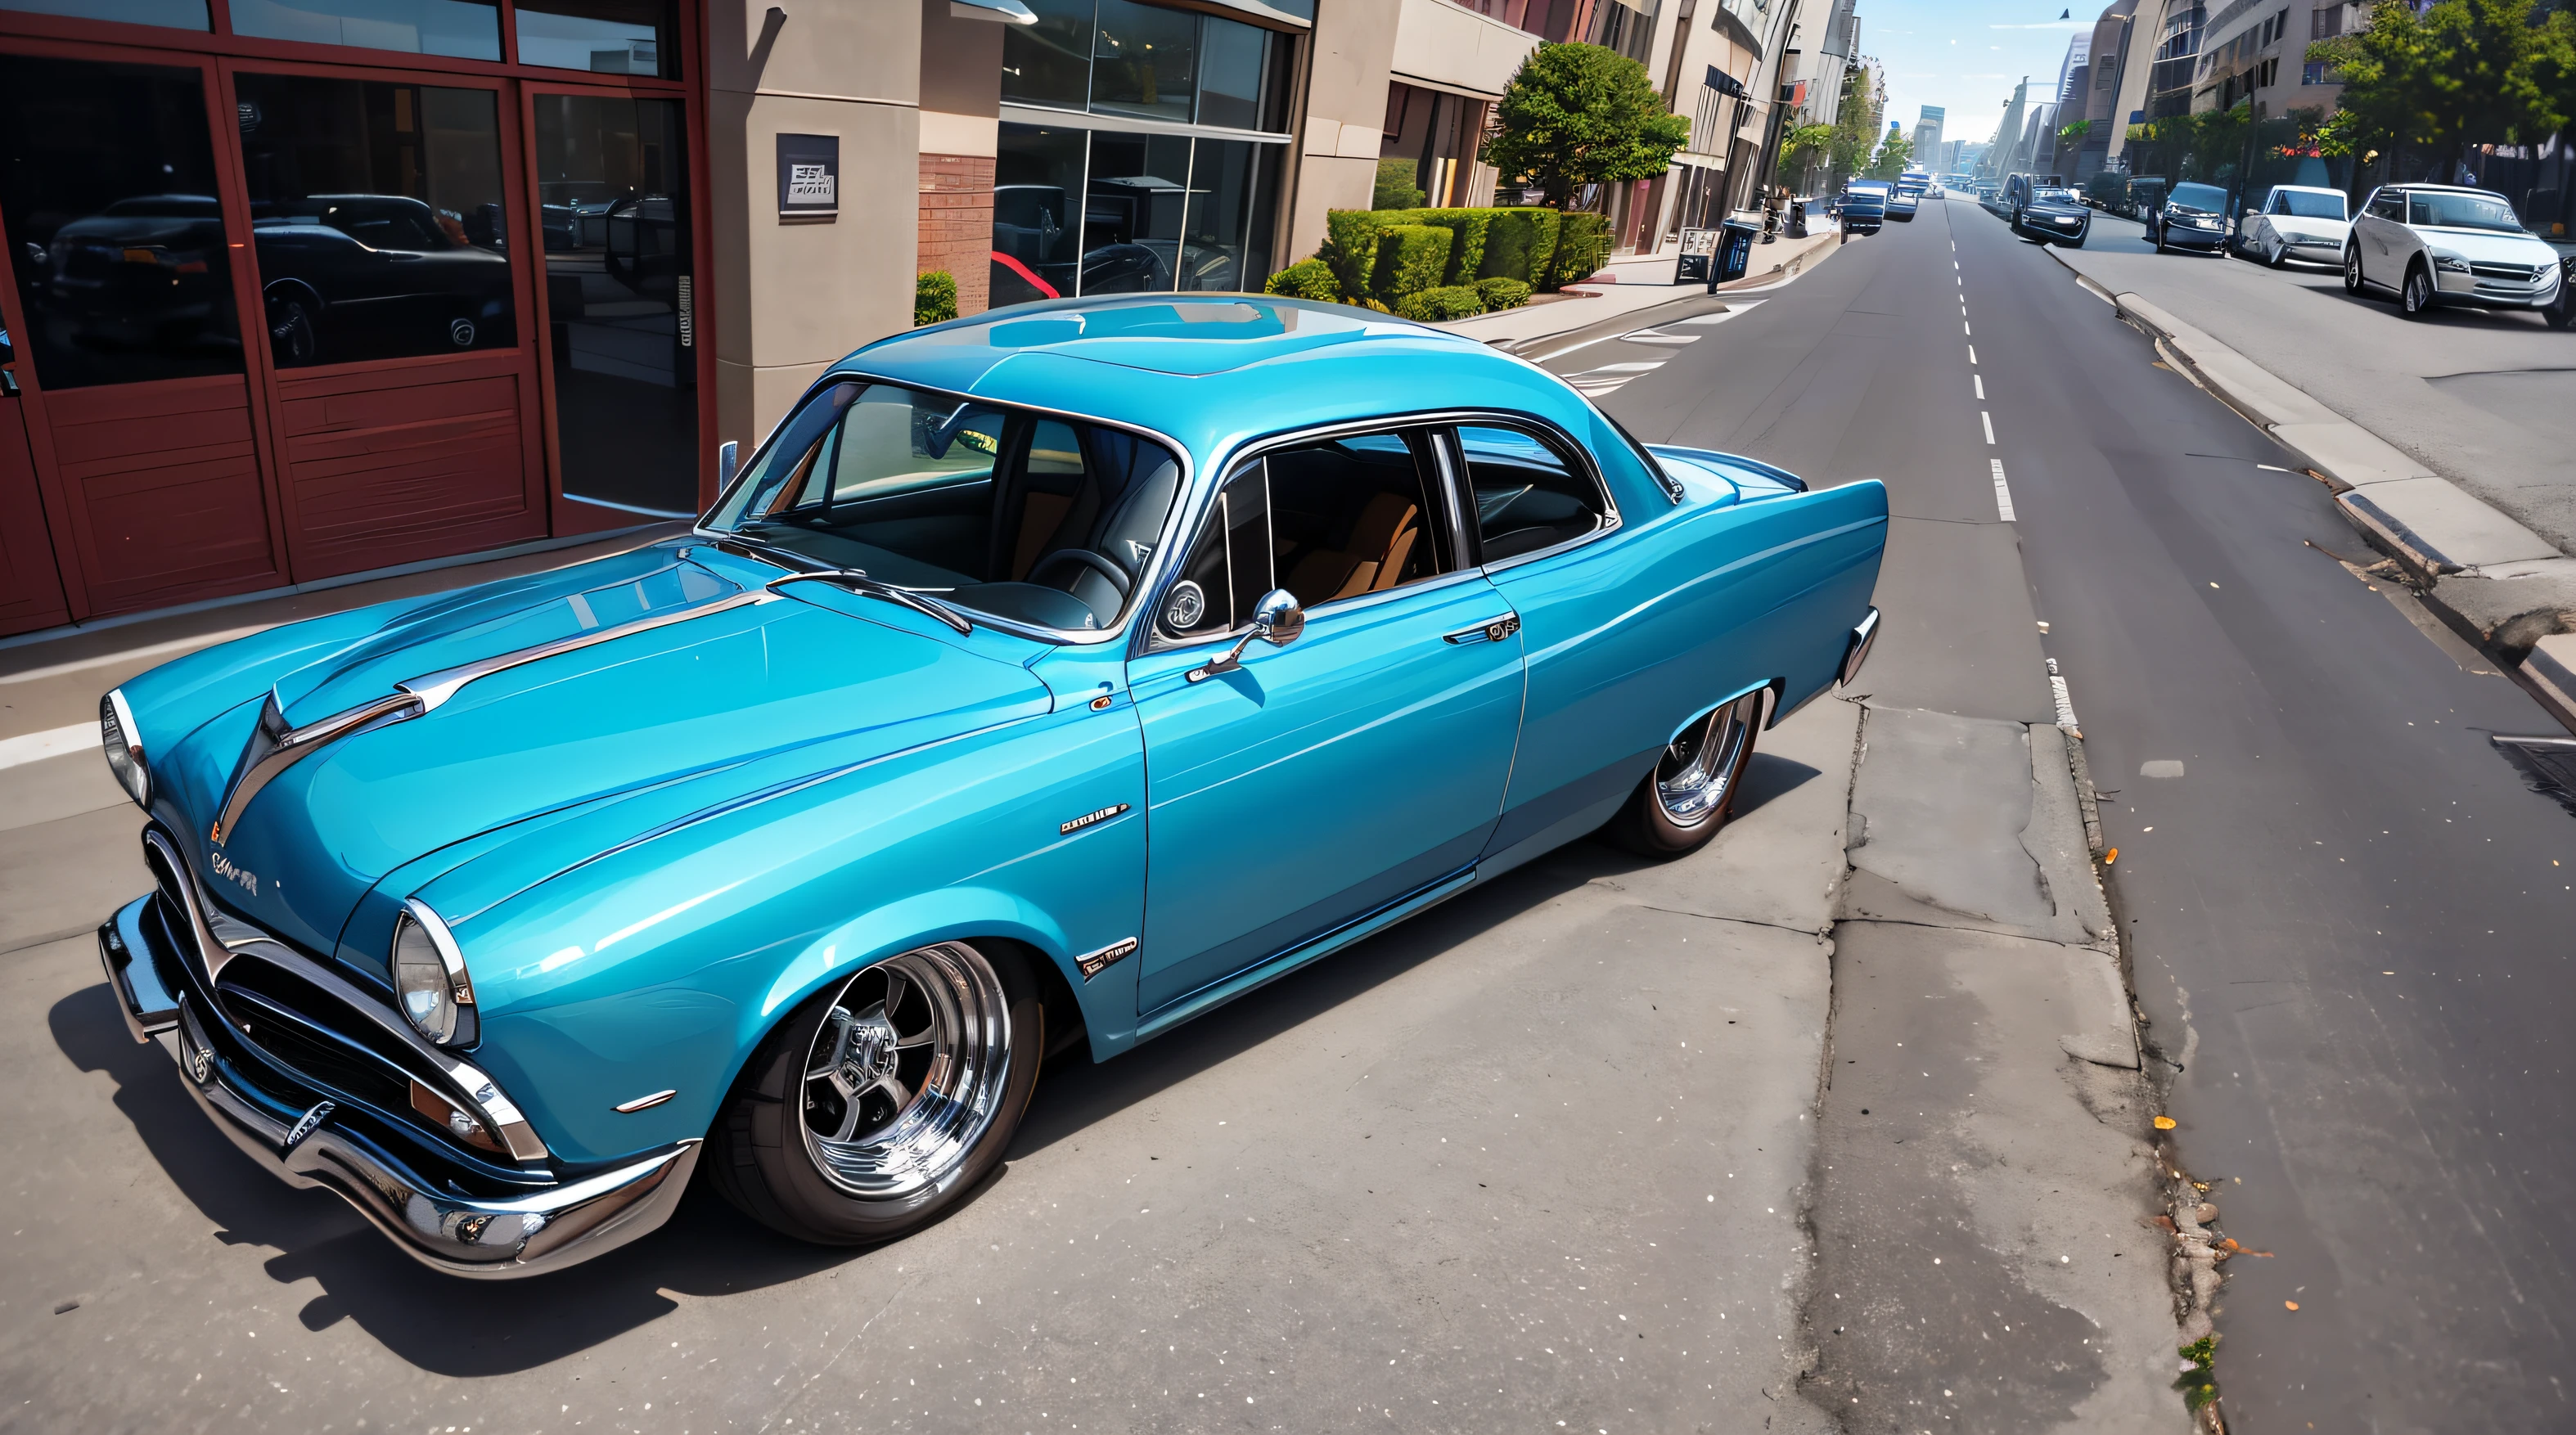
1911,104,1943,168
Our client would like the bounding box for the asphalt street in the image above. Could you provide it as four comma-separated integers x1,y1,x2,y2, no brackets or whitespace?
2057,207,2576,555
1582,197,2576,1433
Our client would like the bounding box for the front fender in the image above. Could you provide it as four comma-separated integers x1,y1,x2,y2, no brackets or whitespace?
437,699,1147,1166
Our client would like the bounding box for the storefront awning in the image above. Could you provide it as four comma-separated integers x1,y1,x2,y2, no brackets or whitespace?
948,0,1038,23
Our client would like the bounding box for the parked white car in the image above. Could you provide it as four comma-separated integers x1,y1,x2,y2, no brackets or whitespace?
2344,183,2563,317
2241,185,2349,268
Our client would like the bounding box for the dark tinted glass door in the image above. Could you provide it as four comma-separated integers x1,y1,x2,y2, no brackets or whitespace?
0,55,243,389
533,92,696,517
234,74,518,368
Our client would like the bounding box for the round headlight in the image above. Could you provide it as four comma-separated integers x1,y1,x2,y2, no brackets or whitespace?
391,901,477,1046
100,690,148,809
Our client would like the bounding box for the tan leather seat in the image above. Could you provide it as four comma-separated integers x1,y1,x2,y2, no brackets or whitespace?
1286,492,1419,601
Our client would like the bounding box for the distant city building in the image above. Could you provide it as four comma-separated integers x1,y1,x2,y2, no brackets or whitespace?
1912,105,1945,167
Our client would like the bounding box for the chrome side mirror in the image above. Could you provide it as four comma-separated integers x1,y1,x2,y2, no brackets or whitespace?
717,439,740,491
1189,588,1304,683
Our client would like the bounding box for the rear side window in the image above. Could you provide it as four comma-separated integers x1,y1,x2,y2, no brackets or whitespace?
1454,425,1609,562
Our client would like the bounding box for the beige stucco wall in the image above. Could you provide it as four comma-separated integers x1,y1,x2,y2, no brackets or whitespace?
706,0,924,449
1390,0,1537,98
1284,0,1403,271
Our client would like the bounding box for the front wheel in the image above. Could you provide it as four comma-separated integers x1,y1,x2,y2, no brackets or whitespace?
2344,246,2366,294
2153,223,2168,254
1605,691,1764,857
2402,263,2437,318
710,940,1042,1245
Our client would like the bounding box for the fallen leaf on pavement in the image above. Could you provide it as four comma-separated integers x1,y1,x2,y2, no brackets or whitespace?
2154,1115,2177,1130
2284,1300,2299,1311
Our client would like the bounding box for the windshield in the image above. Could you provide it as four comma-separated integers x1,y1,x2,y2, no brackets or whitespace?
2275,189,2346,220
2168,183,2227,214
2036,188,2078,205
2407,191,2524,232
705,380,1183,635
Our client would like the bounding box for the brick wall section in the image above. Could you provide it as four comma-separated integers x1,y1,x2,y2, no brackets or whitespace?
919,153,995,317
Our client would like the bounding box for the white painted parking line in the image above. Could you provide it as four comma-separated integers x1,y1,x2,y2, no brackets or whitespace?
1981,411,1996,445
0,722,98,771
1618,328,1701,346
1992,459,2017,521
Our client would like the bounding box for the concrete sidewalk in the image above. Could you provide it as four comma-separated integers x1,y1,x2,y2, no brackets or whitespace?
1435,227,1844,349
2042,246,2576,730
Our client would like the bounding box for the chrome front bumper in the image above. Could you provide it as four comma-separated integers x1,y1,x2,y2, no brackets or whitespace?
99,888,699,1280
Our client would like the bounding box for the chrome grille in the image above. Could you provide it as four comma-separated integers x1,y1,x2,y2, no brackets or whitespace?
2470,262,2538,281
141,826,550,1167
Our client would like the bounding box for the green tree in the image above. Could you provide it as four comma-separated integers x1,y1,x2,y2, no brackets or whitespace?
2058,118,2092,146
1825,64,1884,189
1777,121,1835,189
2313,0,2557,181
1863,126,1914,178
1479,42,1690,209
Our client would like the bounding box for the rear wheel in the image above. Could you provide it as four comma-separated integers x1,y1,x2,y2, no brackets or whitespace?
710,940,1041,1245
1605,691,1764,857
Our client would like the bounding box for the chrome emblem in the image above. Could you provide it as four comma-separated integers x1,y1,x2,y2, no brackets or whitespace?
1075,937,1139,980
1059,803,1130,836
281,1100,335,1155
209,849,259,897
187,1042,212,1085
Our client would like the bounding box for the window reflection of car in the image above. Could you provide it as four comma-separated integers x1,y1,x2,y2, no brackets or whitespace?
993,183,1080,300
251,194,513,367
2010,187,2092,248
34,195,233,351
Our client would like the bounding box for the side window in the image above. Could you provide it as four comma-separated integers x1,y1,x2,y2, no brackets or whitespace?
1455,424,1608,562
1155,427,1452,642
2368,191,2402,221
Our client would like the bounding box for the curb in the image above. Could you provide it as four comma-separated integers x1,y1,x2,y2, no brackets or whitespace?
2066,268,2576,730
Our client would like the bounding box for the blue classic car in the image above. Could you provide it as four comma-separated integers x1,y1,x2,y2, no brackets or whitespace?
94,295,1885,1276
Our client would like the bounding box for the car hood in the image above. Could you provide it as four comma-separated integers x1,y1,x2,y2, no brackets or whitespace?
2416,228,2557,263
154,544,1055,958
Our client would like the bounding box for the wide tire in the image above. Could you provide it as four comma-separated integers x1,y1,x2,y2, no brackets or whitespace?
1605,691,1764,857
710,940,1042,1245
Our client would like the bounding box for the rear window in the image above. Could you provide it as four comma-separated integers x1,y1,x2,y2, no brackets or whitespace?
2275,189,2346,220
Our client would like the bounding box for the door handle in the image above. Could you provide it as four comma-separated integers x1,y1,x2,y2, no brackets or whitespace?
1442,614,1520,646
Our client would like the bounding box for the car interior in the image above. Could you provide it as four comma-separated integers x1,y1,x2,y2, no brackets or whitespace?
714,381,1184,632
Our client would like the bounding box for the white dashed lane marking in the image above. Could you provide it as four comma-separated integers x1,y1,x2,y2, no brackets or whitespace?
1975,374,1985,400
1981,411,1996,445
1992,459,2017,521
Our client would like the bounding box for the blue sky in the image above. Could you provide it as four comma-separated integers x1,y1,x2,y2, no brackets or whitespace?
1852,0,2101,152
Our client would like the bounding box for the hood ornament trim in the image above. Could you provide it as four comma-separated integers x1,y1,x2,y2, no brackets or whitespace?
211,587,782,845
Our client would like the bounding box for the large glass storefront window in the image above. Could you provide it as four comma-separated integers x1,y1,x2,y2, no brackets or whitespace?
533,92,696,516
233,74,516,367
993,124,1280,307
0,55,242,389
0,0,209,28
228,0,502,59
515,0,677,78
1003,0,1295,133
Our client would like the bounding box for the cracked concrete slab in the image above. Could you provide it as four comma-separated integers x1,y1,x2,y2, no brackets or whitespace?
1801,921,2183,1435
1840,706,2110,947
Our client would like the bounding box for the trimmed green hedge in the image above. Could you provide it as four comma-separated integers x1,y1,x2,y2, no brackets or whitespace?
1394,285,1488,322
914,270,958,326
1263,257,1342,302
1478,208,1563,286
1371,223,1454,300
1321,209,1385,303
1372,207,1496,284
1474,277,1533,310
1544,212,1611,290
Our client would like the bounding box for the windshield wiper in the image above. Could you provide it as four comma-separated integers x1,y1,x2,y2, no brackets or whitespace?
768,569,973,635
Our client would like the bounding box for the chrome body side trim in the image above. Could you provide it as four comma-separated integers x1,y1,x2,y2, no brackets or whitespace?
613,1089,678,1113
141,829,550,1163
104,687,149,807
1443,614,1521,646
208,587,783,844
1841,606,1881,687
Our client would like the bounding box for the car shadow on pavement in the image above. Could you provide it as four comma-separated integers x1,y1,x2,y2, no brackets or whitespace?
47,752,1819,1376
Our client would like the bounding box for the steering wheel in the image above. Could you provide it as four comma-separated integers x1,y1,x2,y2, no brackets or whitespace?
1026,547,1131,599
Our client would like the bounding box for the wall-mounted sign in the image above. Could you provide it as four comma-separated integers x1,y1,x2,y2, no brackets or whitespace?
777,133,838,220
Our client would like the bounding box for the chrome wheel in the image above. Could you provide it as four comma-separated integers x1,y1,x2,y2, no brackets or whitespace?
2403,265,2434,316
1652,692,1761,829
798,942,1011,1201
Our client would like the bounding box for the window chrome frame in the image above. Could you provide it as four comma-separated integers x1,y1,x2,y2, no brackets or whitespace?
1133,409,1616,655
693,368,1198,650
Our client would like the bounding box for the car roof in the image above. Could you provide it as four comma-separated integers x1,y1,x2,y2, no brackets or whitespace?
2272,184,2344,195
831,295,1610,475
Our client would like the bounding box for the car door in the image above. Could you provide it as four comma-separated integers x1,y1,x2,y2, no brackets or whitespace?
2358,189,2400,285
1126,425,1524,1015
